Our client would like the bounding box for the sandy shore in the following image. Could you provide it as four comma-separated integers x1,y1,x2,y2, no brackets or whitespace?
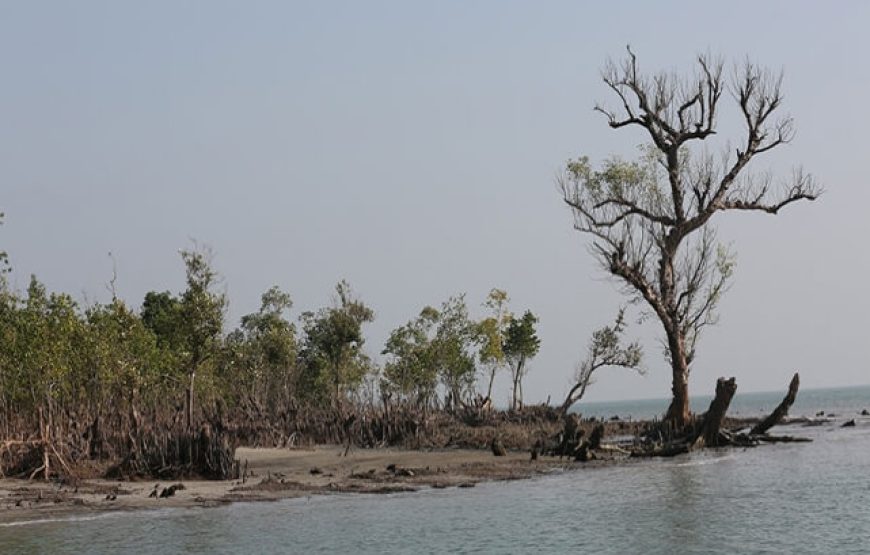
0,446,572,524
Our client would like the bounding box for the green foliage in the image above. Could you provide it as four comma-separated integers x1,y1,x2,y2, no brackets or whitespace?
178,248,227,371
503,309,541,410
431,295,478,408
0,273,170,428
382,295,481,409
586,309,642,370
141,291,183,350
239,286,296,369
382,305,440,405
0,277,87,410
0,212,10,281
476,288,511,400
477,289,510,367
298,280,375,403
503,310,541,365
562,309,644,414
222,286,298,409
83,299,164,404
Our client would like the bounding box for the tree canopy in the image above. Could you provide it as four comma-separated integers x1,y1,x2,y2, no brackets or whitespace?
560,48,820,426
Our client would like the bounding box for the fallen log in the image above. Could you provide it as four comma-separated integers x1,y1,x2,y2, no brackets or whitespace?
755,435,812,444
750,373,800,435
597,443,631,455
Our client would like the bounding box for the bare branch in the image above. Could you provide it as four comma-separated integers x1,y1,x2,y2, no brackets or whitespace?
719,169,820,215
560,49,821,427
560,310,643,415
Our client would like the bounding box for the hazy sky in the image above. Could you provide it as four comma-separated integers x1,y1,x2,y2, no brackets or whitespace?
2,1,868,405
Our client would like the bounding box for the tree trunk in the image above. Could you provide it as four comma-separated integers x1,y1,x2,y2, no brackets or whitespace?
560,380,589,417
663,326,690,428
452,384,462,411
514,356,526,410
559,392,575,417
485,367,497,402
751,373,800,435
511,356,526,411
693,377,737,448
518,376,524,409
186,370,196,432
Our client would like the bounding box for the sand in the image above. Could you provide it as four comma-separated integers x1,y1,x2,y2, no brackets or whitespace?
0,446,571,524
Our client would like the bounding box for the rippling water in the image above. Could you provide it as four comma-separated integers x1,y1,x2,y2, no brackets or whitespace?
577,384,870,421
2,386,869,554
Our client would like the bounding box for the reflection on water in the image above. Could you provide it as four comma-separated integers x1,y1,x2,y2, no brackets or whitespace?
2,388,869,554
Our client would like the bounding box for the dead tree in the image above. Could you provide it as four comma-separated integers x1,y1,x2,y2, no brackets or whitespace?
631,374,809,458
692,377,737,448
750,373,800,435
559,47,820,428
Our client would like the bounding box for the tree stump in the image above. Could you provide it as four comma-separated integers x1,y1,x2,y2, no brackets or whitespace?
693,377,737,448
588,423,605,451
490,437,506,457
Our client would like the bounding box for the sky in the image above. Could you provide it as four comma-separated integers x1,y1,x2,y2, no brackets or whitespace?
1,1,868,406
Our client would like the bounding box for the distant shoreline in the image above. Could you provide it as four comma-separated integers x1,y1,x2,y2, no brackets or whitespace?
582,382,870,407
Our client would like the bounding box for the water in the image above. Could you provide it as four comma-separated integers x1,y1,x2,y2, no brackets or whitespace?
576,384,870,421
2,386,870,554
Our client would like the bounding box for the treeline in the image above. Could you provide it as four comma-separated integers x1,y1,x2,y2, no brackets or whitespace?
0,246,543,473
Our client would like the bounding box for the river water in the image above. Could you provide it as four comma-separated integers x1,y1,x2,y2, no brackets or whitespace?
2,386,869,554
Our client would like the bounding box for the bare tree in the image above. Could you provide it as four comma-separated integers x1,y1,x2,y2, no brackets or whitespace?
560,309,643,416
559,48,820,427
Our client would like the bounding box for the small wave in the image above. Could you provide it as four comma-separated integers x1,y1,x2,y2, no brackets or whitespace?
0,507,177,528
0,512,120,528
672,454,736,467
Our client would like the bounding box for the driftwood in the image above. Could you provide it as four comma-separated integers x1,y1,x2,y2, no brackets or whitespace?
159,483,186,498
756,435,812,443
751,373,800,435
597,443,631,455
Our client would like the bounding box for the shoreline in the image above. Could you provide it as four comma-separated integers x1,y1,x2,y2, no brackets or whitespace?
0,415,833,526
0,446,579,526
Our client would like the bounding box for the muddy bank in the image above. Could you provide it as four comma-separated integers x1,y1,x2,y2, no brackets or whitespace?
0,414,771,525
0,446,580,524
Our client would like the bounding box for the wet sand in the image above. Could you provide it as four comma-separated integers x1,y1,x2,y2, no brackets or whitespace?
0,446,572,525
